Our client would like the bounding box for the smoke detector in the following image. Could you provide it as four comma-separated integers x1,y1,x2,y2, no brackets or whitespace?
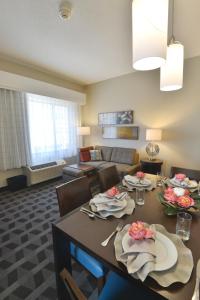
59,1,72,20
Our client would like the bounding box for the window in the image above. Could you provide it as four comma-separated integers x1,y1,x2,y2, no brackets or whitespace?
27,93,79,165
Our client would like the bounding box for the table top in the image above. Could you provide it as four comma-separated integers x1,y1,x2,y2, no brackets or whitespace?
141,159,163,164
54,188,200,300
67,163,95,172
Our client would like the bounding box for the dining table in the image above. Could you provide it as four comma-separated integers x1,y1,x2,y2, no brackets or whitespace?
52,184,200,300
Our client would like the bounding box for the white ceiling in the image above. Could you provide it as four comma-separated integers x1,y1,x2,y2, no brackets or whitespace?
0,0,199,85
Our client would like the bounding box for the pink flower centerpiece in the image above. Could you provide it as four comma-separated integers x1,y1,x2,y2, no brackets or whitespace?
136,171,145,180
158,186,199,215
106,186,120,198
128,221,155,240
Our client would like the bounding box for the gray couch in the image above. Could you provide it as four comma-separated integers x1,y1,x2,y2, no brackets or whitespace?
81,145,140,177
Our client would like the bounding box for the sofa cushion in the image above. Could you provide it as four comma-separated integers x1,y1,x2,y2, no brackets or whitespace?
90,149,102,161
115,163,140,176
80,146,93,162
111,147,136,165
95,145,113,161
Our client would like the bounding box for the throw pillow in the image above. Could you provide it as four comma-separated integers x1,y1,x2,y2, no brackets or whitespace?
90,150,102,161
80,146,93,162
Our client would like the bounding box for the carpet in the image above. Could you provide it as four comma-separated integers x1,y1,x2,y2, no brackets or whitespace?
0,179,98,300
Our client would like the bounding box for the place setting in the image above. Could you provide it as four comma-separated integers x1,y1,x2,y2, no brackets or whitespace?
114,220,194,287
166,173,199,191
88,186,135,218
122,171,157,191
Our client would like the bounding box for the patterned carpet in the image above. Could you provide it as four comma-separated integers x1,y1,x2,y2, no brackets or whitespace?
0,178,97,300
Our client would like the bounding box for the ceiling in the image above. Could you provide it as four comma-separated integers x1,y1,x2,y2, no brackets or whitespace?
0,0,199,85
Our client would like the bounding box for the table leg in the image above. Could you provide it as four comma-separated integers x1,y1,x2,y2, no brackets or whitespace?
52,223,72,300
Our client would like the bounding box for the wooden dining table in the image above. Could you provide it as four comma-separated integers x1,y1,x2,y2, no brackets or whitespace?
52,187,200,300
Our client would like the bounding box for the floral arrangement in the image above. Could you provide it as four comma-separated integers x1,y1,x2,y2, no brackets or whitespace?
106,186,120,198
158,187,200,215
136,171,145,180
128,221,155,240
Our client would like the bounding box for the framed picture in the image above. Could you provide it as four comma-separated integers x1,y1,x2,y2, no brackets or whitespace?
98,110,134,125
102,126,139,140
116,111,133,124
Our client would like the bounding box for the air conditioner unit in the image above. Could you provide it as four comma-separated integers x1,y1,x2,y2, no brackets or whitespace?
23,160,66,186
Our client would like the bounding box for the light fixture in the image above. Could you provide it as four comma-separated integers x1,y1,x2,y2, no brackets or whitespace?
132,0,169,71
77,126,91,136
160,1,184,91
59,1,72,20
146,129,162,160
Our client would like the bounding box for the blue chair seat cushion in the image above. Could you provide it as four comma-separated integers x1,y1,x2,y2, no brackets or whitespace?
99,272,163,300
70,242,105,278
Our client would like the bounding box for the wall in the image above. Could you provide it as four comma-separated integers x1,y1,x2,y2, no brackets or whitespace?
0,58,85,188
82,56,200,175
0,56,84,93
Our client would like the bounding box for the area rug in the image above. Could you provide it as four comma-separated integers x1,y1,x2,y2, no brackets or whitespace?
0,179,97,300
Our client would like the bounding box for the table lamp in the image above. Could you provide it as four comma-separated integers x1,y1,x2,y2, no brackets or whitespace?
146,129,162,161
77,126,91,137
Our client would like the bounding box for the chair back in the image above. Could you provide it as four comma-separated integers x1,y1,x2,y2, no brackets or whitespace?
56,176,92,217
98,165,120,192
170,166,200,181
60,268,87,300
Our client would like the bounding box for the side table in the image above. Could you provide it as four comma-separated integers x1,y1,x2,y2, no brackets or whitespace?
140,159,163,175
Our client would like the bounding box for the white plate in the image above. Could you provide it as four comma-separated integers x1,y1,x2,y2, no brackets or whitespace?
169,178,197,189
122,231,178,272
124,176,152,188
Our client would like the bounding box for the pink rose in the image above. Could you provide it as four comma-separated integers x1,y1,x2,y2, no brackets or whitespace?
176,196,195,208
106,186,120,197
136,171,145,179
129,221,154,240
164,188,177,204
175,173,186,182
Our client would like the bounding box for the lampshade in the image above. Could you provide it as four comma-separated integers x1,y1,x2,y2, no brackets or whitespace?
77,126,91,136
160,42,184,91
132,0,169,71
146,129,162,141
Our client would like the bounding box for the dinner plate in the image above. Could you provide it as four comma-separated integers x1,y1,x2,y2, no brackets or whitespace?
169,178,197,189
122,231,178,271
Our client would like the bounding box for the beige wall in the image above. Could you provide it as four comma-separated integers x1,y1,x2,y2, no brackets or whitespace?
0,56,84,93
82,56,200,175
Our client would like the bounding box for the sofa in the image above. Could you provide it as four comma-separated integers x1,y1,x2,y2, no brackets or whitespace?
79,145,140,178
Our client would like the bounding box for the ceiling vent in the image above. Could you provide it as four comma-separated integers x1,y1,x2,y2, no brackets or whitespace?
59,1,72,20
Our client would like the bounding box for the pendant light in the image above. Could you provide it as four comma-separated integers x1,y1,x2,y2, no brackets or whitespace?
132,0,169,71
160,0,184,91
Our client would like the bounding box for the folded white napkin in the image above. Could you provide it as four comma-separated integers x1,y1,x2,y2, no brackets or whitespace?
124,175,151,187
90,198,127,212
171,177,197,188
91,192,127,204
90,195,135,218
120,225,156,281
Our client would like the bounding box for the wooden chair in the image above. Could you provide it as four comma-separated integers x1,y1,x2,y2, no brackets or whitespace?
60,268,161,300
56,177,106,293
98,165,120,192
56,176,92,217
170,166,200,181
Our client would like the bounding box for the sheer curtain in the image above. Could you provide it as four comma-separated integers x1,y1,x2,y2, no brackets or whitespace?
0,89,31,170
26,93,79,165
